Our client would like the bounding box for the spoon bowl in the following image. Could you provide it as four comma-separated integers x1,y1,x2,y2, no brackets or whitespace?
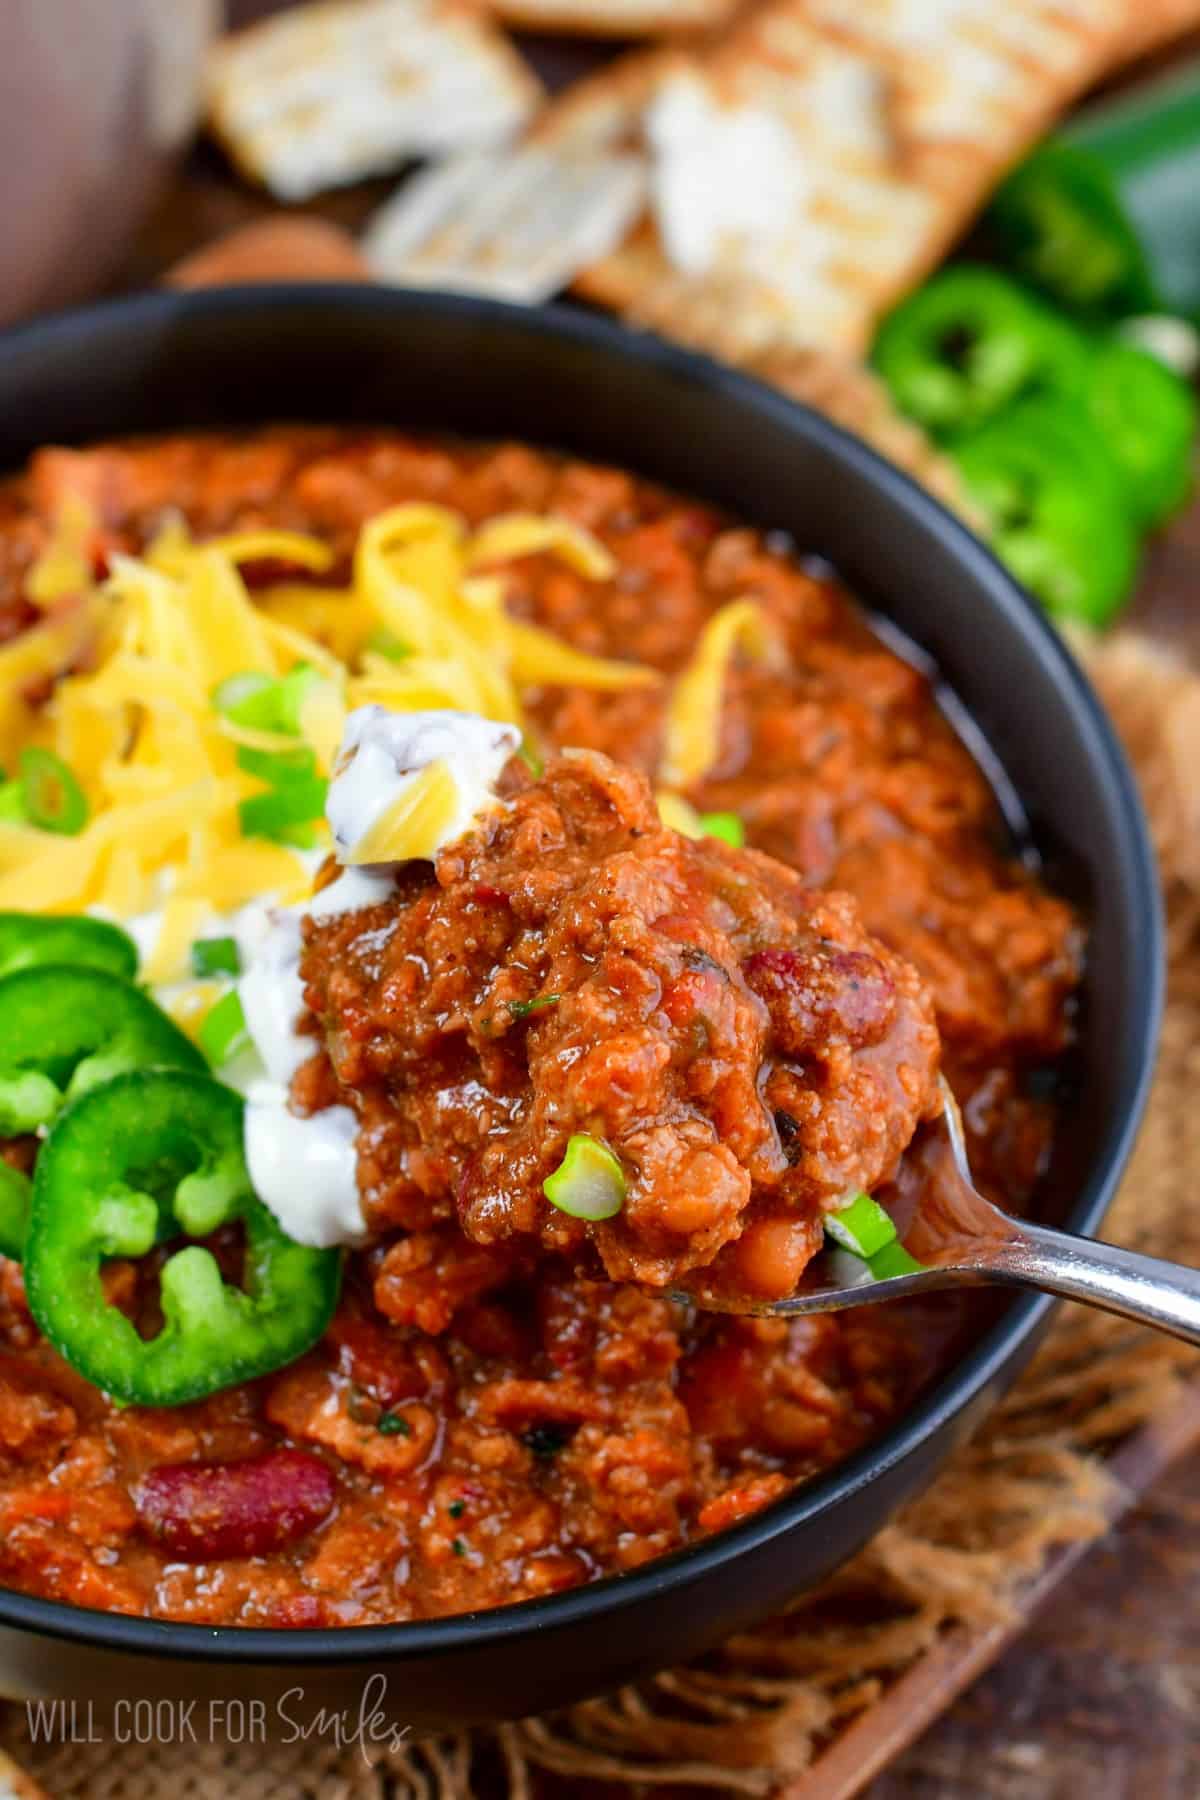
725,1081,1200,1347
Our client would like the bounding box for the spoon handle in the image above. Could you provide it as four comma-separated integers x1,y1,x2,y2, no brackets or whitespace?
983,1220,1200,1347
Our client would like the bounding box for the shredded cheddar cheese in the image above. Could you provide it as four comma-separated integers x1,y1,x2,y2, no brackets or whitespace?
656,792,705,837
344,759,462,865
466,513,616,581
24,494,96,608
659,599,780,791
5,501,659,976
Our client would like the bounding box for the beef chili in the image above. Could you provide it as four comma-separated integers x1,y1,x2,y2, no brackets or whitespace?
0,429,1082,1627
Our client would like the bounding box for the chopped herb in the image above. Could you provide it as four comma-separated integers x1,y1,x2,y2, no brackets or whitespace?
773,1109,802,1164
523,1423,569,1460
377,1409,412,1437
451,1537,466,1557
508,994,562,1018
448,1499,466,1519
516,735,545,778
681,946,721,974
190,935,241,979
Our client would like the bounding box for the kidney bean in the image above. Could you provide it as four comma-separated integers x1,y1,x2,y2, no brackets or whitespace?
326,1314,436,1408
135,1449,335,1562
743,946,895,1052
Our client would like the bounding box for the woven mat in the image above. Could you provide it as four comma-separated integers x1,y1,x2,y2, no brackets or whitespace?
0,635,1192,1799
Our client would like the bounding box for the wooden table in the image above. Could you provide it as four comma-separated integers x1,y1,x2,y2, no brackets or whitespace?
874,1440,1200,1799
118,121,1200,1800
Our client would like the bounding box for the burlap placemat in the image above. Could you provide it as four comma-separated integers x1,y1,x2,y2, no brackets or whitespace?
0,631,1192,1798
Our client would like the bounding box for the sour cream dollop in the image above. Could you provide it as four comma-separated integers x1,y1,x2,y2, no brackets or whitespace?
243,1086,366,1249
238,909,307,1085
327,706,520,863
236,707,520,1248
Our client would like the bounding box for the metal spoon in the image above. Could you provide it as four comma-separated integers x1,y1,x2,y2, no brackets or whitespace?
718,1082,1200,1345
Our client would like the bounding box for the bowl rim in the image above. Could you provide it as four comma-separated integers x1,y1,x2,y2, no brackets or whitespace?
0,283,1165,1663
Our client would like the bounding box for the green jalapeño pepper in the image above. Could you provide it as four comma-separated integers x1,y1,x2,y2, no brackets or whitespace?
987,65,1200,322
0,965,204,1136
872,265,1091,439
24,1071,342,1406
1086,341,1196,529
953,399,1137,628
0,1161,31,1262
0,912,138,982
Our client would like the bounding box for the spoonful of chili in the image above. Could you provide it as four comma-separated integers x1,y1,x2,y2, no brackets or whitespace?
693,1080,1200,1346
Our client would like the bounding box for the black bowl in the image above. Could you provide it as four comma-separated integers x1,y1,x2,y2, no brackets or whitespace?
0,287,1162,1731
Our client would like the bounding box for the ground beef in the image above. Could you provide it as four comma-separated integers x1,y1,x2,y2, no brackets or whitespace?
300,749,941,1296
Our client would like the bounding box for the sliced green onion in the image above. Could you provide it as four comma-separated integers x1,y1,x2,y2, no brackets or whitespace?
236,739,326,846
274,822,322,850
377,1410,412,1436
198,990,249,1066
366,629,410,661
212,670,274,722
236,744,319,786
544,1134,626,1221
238,777,328,845
275,664,324,732
190,935,241,979
825,1191,898,1260
508,994,561,1018
213,663,321,736
699,811,745,847
17,749,88,836
867,1241,925,1281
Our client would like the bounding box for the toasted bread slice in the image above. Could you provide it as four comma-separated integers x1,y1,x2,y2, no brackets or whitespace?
1114,0,1200,62
364,143,646,302
803,0,1125,190
542,0,1138,357
206,0,542,200
487,0,737,34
